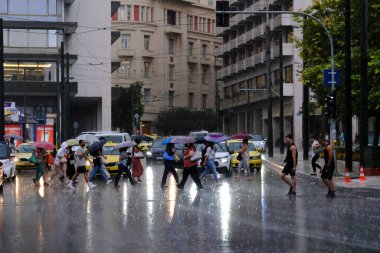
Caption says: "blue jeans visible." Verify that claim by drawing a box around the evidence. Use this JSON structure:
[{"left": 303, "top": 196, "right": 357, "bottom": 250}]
[
  {"left": 200, "top": 159, "right": 218, "bottom": 182},
  {"left": 89, "top": 165, "right": 107, "bottom": 183}
]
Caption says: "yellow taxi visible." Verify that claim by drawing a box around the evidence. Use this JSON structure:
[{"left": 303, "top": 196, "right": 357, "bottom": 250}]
[
  {"left": 84, "top": 142, "right": 121, "bottom": 175},
  {"left": 15, "top": 143, "right": 36, "bottom": 169},
  {"left": 226, "top": 140, "right": 262, "bottom": 171},
  {"left": 139, "top": 141, "right": 152, "bottom": 152}
]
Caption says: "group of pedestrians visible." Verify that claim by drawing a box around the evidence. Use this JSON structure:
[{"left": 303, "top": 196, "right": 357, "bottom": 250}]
[{"left": 280, "top": 134, "right": 336, "bottom": 198}]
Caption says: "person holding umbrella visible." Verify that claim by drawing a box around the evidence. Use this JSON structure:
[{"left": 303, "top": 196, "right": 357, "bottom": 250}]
[
  {"left": 199, "top": 141, "right": 220, "bottom": 185},
  {"left": 30, "top": 147, "right": 49, "bottom": 187},
  {"left": 88, "top": 141, "right": 112, "bottom": 187},
  {"left": 237, "top": 138, "right": 251, "bottom": 177},
  {"left": 48, "top": 142, "right": 69, "bottom": 184},
  {"left": 177, "top": 143, "right": 203, "bottom": 190},
  {"left": 8, "top": 137, "right": 16, "bottom": 155},
  {"left": 160, "top": 143, "right": 179, "bottom": 188},
  {"left": 114, "top": 147, "right": 137, "bottom": 188}
]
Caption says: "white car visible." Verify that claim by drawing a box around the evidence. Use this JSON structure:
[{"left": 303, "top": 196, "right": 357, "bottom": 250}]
[
  {"left": 0, "top": 143, "right": 16, "bottom": 181},
  {"left": 95, "top": 132, "right": 131, "bottom": 143},
  {"left": 196, "top": 142, "right": 233, "bottom": 177}
]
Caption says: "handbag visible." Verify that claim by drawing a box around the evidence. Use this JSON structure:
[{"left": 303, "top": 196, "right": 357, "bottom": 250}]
[
  {"left": 134, "top": 151, "right": 145, "bottom": 159},
  {"left": 190, "top": 151, "right": 202, "bottom": 162},
  {"left": 237, "top": 153, "right": 242, "bottom": 161}
]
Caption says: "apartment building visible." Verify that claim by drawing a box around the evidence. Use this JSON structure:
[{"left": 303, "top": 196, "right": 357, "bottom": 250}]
[
  {"left": 216, "top": 0, "right": 313, "bottom": 148},
  {"left": 2, "top": 0, "right": 112, "bottom": 141},
  {"left": 111, "top": 0, "right": 222, "bottom": 134}
]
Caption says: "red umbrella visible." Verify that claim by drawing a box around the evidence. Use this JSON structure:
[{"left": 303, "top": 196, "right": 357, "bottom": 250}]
[
  {"left": 31, "top": 142, "right": 55, "bottom": 150},
  {"left": 229, "top": 134, "right": 251, "bottom": 140}
]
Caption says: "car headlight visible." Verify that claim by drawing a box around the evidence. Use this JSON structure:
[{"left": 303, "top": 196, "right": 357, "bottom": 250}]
[
  {"left": 252, "top": 155, "right": 261, "bottom": 160},
  {"left": 146, "top": 151, "right": 152, "bottom": 156},
  {"left": 14, "top": 157, "right": 19, "bottom": 162},
  {"left": 220, "top": 157, "right": 228, "bottom": 163}
]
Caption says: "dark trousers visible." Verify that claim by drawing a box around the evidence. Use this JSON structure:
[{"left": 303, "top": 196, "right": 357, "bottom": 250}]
[
  {"left": 178, "top": 165, "right": 203, "bottom": 189},
  {"left": 312, "top": 154, "right": 321, "bottom": 173},
  {"left": 161, "top": 163, "right": 179, "bottom": 186},
  {"left": 114, "top": 163, "right": 134, "bottom": 186},
  {"left": 67, "top": 164, "right": 76, "bottom": 180}
]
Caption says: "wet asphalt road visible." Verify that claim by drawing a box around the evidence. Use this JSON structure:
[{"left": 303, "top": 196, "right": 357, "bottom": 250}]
[{"left": 1, "top": 160, "right": 380, "bottom": 253}]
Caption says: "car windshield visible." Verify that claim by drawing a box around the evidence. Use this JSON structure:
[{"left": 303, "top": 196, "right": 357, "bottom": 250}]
[
  {"left": 103, "top": 146, "right": 120, "bottom": 156},
  {"left": 151, "top": 139, "right": 163, "bottom": 148},
  {"left": 227, "top": 142, "right": 256, "bottom": 151},
  {"left": 96, "top": 135, "right": 123, "bottom": 143},
  {"left": 17, "top": 145, "right": 35, "bottom": 153},
  {"left": 0, "top": 145, "right": 9, "bottom": 159},
  {"left": 251, "top": 134, "right": 264, "bottom": 141}
]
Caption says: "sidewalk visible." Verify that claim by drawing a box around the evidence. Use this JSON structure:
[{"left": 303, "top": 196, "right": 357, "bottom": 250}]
[{"left": 262, "top": 148, "right": 380, "bottom": 194}]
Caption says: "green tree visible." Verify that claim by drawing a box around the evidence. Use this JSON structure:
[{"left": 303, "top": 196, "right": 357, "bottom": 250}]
[
  {"left": 112, "top": 82, "right": 144, "bottom": 133},
  {"left": 156, "top": 108, "right": 218, "bottom": 135},
  {"left": 297, "top": 0, "right": 380, "bottom": 144}
]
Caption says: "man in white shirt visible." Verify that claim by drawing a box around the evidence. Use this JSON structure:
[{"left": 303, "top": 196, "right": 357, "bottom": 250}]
[
  {"left": 67, "top": 140, "right": 93, "bottom": 188},
  {"left": 310, "top": 136, "right": 322, "bottom": 176}
]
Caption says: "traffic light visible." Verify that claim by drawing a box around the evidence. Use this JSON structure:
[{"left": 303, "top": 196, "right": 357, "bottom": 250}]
[
  {"left": 216, "top": 1, "right": 230, "bottom": 27},
  {"left": 324, "top": 93, "right": 336, "bottom": 118}
]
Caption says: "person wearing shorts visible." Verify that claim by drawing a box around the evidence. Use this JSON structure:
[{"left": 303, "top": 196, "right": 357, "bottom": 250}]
[
  {"left": 320, "top": 139, "right": 335, "bottom": 198},
  {"left": 67, "top": 140, "right": 92, "bottom": 189},
  {"left": 49, "top": 142, "right": 69, "bottom": 184},
  {"left": 281, "top": 134, "right": 298, "bottom": 195}
]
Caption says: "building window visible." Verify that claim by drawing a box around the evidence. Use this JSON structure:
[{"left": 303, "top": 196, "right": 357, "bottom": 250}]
[
  {"left": 144, "top": 35, "right": 150, "bottom": 50},
  {"left": 189, "top": 66, "right": 194, "bottom": 83},
  {"left": 202, "top": 68, "right": 208, "bottom": 84},
  {"left": 168, "top": 65, "right": 174, "bottom": 80},
  {"left": 285, "top": 29, "right": 294, "bottom": 43},
  {"left": 146, "top": 7, "right": 150, "bottom": 22},
  {"left": 188, "top": 42, "right": 194, "bottom": 56},
  {"left": 274, "top": 69, "right": 281, "bottom": 85},
  {"left": 169, "top": 91, "right": 174, "bottom": 107},
  {"left": 134, "top": 5, "right": 139, "bottom": 21},
  {"left": 141, "top": 6, "right": 145, "bottom": 21},
  {"left": 194, "top": 16, "right": 198, "bottom": 31},
  {"left": 144, "top": 88, "right": 151, "bottom": 104},
  {"left": 285, "top": 65, "right": 293, "bottom": 83},
  {"left": 4, "top": 61, "right": 57, "bottom": 82},
  {"left": 202, "top": 44, "right": 207, "bottom": 58},
  {"left": 188, "top": 16, "right": 194, "bottom": 30},
  {"left": 144, "top": 62, "right": 150, "bottom": 78},
  {"left": 119, "top": 5, "right": 125, "bottom": 20},
  {"left": 127, "top": 5, "right": 132, "bottom": 21},
  {"left": 121, "top": 61, "right": 131, "bottom": 78},
  {"left": 121, "top": 34, "right": 131, "bottom": 49},
  {"left": 188, "top": 93, "right": 194, "bottom": 108},
  {"left": 168, "top": 38, "right": 174, "bottom": 54},
  {"left": 208, "top": 0, "right": 213, "bottom": 6},
  {"left": 202, "top": 94, "right": 207, "bottom": 109},
  {"left": 256, "top": 74, "right": 266, "bottom": 89},
  {"left": 167, "top": 9, "right": 176, "bottom": 25}
]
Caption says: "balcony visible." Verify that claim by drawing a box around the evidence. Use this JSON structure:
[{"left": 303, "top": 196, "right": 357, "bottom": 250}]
[
  {"left": 237, "top": 33, "right": 247, "bottom": 48},
  {"left": 252, "top": 25, "right": 265, "bottom": 40},
  {"left": 117, "top": 49, "right": 135, "bottom": 57},
  {"left": 228, "top": 37, "right": 238, "bottom": 52},
  {"left": 283, "top": 83, "right": 294, "bottom": 96},
  {"left": 253, "top": 52, "right": 265, "bottom": 66},
  {"left": 187, "top": 56, "right": 198, "bottom": 64},
  {"left": 216, "top": 69, "right": 223, "bottom": 80},
  {"left": 270, "top": 14, "right": 296, "bottom": 30},
  {"left": 3, "top": 20, "right": 77, "bottom": 35},
  {"left": 164, "top": 25, "right": 183, "bottom": 35},
  {"left": 5, "top": 81, "right": 78, "bottom": 97},
  {"left": 245, "top": 55, "right": 253, "bottom": 69},
  {"left": 272, "top": 43, "right": 294, "bottom": 58},
  {"left": 200, "top": 57, "right": 212, "bottom": 66},
  {"left": 215, "top": 46, "right": 223, "bottom": 57},
  {"left": 229, "top": 63, "right": 238, "bottom": 76},
  {"left": 238, "top": 59, "right": 246, "bottom": 72},
  {"left": 215, "top": 58, "right": 223, "bottom": 68}
]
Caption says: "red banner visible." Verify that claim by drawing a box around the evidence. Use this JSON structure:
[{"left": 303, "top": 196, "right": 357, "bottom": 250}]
[{"left": 36, "top": 125, "right": 54, "bottom": 144}]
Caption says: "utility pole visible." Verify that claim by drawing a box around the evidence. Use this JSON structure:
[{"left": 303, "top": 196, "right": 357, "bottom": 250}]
[
  {"left": 265, "top": 23, "right": 273, "bottom": 158},
  {"left": 0, "top": 19, "right": 4, "bottom": 141},
  {"left": 60, "top": 41, "right": 65, "bottom": 142},
  {"left": 279, "top": 30, "right": 285, "bottom": 155},
  {"left": 359, "top": 0, "right": 368, "bottom": 166},
  {"left": 65, "top": 53, "right": 70, "bottom": 138},
  {"left": 344, "top": 0, "right": 353, "bottom": 171}
]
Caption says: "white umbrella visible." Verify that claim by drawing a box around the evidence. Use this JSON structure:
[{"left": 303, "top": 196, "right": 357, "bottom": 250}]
[
  {"left": 113, "top": 141, "right": 137, "bottom": 150},
  {"left": 76, "top": 134, "right": 99, "bottom": 144}
]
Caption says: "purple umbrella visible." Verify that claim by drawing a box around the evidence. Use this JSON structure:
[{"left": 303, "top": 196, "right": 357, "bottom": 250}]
[
  {"left": 204, "top": 133, "right": 228, "bottom": 143},
  {"left": 230, "top": 133, "right": 252, "bottom": 140},
  {"left": 170, "top": 136, "right": 197, "bottom": 144},
  {"left": 113, "top": 141, "right": 137, "bottom": 150}
]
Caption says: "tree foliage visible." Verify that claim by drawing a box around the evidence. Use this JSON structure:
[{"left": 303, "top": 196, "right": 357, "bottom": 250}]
[
  {"left": 112, "top": 82, "right": 144, "bottom": 133},
  {"left": 297, "top": 0, "right": 380, "bottom": 119},
  {"left": 155, "top": 108, "right": 218, "bottom": 135}
]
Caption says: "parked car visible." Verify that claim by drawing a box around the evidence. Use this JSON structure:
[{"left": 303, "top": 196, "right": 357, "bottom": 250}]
[
  {"left": 146, "top": 138, "right": 184, "bottom": 167},
  {"left": 226, "top": 140, "right": 262, "bottom": 171},
  {"left": 15, "top": 143, "right": 36, "bottom": 169},
  {"left": 196, "top": 141, "right": 233, "bottom": 177},
  {"left": 95, "top": 132, "right": 131, "bottom": 143},
  {"left": 249, "top": 134, "right": 267, "bottom": 152},
  {"left": 0, "top": 142, "right": 16, "bottom": 181}
]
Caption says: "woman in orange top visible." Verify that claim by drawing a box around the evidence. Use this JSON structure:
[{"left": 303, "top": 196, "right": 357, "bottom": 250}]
[{"left": 177, "top": 143, "right": 203, "bottom": 190}]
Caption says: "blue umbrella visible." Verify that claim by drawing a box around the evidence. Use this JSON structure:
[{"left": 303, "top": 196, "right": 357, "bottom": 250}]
[
  {"left": 204, "top": 133, "right": 229, "bottom": 143},
  {"left": 162, "top": 137, "right": 173, "bottom": 145}
]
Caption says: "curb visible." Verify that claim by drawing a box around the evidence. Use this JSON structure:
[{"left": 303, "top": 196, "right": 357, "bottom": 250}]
[{"left": 263, "top": 158, "right": 380, "bottom": 196}]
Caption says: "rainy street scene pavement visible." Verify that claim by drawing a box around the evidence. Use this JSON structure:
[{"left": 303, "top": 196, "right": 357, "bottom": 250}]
[{"left": 1, "top": 160, "right": 380, "bottom": 253}]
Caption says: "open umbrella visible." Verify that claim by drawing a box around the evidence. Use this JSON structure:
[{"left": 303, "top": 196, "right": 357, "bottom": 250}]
[
  {"left": 64, "top": 139, "right": 79, "bottom": 147},
  {"left": 204, "top": 133, "right": 229, "bottom": 143},
  {"left": 162, "top": 137, "right": 174, "bottom": 145},
  {"left": 230, "top": 134, "right": 252, "bottom": 140},
  {"left": 32, "top": 142, "right": 55, "bottom": 150},
  {"left": 88, "top": 141, "right": 105, "bottom": 153},
  {"left": 113, "top": 141, "right": 137, "bottom": 150},
  {"left": 4, "top": 134, "right": 23, "bottom": 140},
  {"left": 133, "top": 135, "right": 154, "bottom": 142},
  {"left": 170, "top": 136, "right": 197, "bottom": 144},
  {"left": 76, "top": 134, "right": 99, "bottom": 144}
]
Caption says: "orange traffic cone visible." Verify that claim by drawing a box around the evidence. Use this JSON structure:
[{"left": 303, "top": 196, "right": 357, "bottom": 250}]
[
  {"left": 359, "top": 166, "right": 367, "bottom": 181},
  {"left": 344, "top": 168, "right": 352, "bottom": 183}
]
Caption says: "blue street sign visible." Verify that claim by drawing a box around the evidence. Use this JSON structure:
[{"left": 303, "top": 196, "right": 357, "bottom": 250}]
[{"left": 323, "top": 69, "right": 341, "bottom": 87}]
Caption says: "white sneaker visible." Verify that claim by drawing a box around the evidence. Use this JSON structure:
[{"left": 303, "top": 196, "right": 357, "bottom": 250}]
[
  {"left": 106, "top": 179, "right": 113, "bottom": 184},
  {"left": 67, "top": 181, "right": 75, "bottom": 189},
  {"left": 88, "top": 182, "right": 96, "bottom": 188}
]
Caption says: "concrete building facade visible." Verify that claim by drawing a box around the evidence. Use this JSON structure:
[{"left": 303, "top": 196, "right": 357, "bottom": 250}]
[
  {"left": 216, "top": 0, "right": 314, "bottom": 148},
  {"left": 111, "top": 0, "right": 222, "bottom": 134},
  {"left": 2, "top": 0, "right": 112, "bottom": 141}
]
